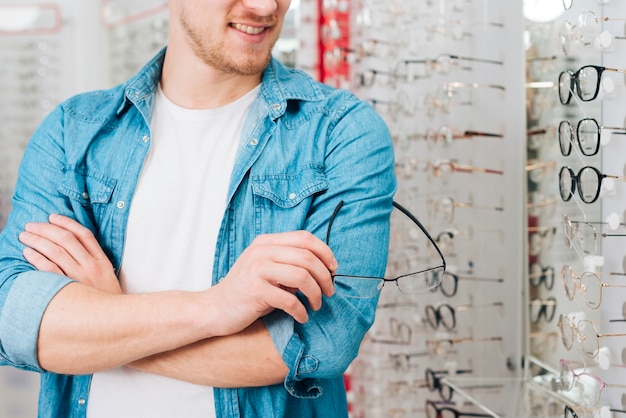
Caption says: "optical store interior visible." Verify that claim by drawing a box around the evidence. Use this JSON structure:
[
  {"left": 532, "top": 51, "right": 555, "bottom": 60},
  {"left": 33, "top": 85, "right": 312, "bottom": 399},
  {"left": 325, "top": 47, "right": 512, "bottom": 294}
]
[{"left": 3, "top": 0, "right": 626, "bottom": 417}]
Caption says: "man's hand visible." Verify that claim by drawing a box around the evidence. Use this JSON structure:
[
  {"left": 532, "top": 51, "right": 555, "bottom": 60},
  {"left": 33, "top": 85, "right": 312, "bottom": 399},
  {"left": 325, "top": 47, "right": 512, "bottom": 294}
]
[
  {"left": 19, "top": 214, "right": 122, "bottom": 294},
  {"left": 205, "top": 231, "right": 337, "bottom": 336}
]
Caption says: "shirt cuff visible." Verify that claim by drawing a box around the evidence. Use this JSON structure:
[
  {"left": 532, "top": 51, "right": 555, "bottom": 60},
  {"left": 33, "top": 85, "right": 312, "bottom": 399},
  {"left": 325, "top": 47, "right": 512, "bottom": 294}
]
[
  {"left": 0, "top": 271, "right": 73, "bottom": 370},
  {"left": 262, "top": 311, "right": 322, "bottom": 399}
]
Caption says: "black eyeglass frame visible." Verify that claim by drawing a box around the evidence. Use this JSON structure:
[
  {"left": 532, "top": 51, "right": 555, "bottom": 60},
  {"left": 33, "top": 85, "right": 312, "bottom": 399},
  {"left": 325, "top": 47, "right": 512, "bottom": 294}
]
[
  {"left": 558, "top": 118, "right": 626, "bottom": 157},
  {"left": 326, "top": 200, "right": 447, "bottom": 295},
  {"left": 558, "top": 65, "right": 626, "bottom": 105},
  {"left": 559, "top": 165, "right": 626, "bottom": 204}
]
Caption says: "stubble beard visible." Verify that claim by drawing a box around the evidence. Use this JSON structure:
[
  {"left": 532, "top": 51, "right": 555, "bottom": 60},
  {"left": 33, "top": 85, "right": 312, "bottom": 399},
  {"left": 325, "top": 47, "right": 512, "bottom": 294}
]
[{"left": 182, "top": 15, "right": 279, "bottom": 76}]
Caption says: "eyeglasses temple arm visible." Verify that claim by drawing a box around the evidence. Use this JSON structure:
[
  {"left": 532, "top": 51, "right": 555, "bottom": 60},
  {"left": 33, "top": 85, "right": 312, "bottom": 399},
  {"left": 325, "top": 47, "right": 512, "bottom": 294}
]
[
  {"left": 392, "top": 200, "right": 446, "bottom": 272},
  {"left": 326, "top": 200, "right": 344, "bottom": 245}
]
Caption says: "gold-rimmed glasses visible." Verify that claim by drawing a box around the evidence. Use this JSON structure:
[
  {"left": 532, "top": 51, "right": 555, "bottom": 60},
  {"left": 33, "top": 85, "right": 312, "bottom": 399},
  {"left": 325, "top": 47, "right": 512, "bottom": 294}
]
[
  {"left": 562, "top": 214, "right": 626, "bottom": 256},
  {"left": 427, "top": 196, "right": 504, "bottom": 224},
  {"left": 557, "top": 314, "right": 626, "bottom": 359},
  {"left": 561, "top": 264, "right": 626, "bottom": 309},
  {"left": 326, "top": 200, "right": 446, "bottom": 299}
]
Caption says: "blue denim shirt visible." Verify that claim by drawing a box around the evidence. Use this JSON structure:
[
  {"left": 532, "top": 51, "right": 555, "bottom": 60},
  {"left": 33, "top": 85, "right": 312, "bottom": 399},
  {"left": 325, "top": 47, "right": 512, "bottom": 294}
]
[{"left": 0, "top": 49, "right": 396, "bottom": 418}]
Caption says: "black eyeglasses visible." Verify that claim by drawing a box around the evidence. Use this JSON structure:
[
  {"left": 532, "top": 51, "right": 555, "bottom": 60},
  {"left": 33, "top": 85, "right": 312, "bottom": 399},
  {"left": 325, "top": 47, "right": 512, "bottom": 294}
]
[
  {"left": 326, "top": 200, "right": 446, "bottom": 299},
  {"left": 425, "top": 400, "right": 493, "bottom": 418},
  {"left": 559, "top": 165, "right": 626, "bottom": 204},
  {"left": 558, "top": 118, "right": 626, "bottom": 157},
  {"left": 558, "top": 65, "right": 626, "bottom": 105},
  {"left": 529, "top": 263, "right": 555, "bottom": 291},
  {"left": 529, "top": 297, "right": 557, "bottom": 324},
  {"left": 425, "top": 368, "right": 473, "bottom": 402},
  {"left": 430, "top": 270, "right": 504, "bottom": 298}
]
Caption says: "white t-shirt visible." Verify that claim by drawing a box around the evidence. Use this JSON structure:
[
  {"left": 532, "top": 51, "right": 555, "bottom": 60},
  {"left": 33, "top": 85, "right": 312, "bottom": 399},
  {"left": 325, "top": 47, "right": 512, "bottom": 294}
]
[{"left": 86, "top": 84, "right": 260, "bottom": 418}]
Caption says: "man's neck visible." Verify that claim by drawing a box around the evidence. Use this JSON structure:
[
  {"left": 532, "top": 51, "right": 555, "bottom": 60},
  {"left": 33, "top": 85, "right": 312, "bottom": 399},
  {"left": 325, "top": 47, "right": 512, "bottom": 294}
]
[{"left": 159, "top": 47, "right": 263, "bottom": 110}]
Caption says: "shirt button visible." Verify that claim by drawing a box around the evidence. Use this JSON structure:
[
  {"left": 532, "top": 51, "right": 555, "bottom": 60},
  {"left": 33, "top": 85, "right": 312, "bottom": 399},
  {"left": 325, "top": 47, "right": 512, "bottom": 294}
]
[
  {"left": 249, "top": 138, "right": 258, "bottom": 146},
  {"left": 289, "top": 387, "right": 295, "bottom": 394},
  {"left": 288, "top": 193, "right": 297, "bottom": 200},
  {"left": 82, "top": 192, "right": 89, "bottom": 200},
  {"left": 116, "top": 201, "right": 125, "bottom": 209},
  {"left": 142, "top": 135, "right": 150, "bottom": 143},
  {"left": 273, "top": 103, "right": 281, "bottom": 110},
  {"left": 78, "top": 398, "right": 86, "bottom": 405}
]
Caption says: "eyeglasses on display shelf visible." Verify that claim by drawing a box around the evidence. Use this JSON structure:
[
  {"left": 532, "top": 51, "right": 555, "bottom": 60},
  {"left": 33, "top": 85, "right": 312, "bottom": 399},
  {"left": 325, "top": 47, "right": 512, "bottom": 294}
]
[
  {"left": 528, "top": 226, "right": 557, "bottom": 256},
  {"left": 529, "top": 263, "right": 555, "bottom": 291},
  {"left": 428, "top": 159, "right": 505, "bottom": 179},
  {"left": 526, "top": 159, "right": 557, "bottom": 184},
  {"left": 529, "top": 330, "right": 559, "bottom": 354},
  {"left": 428, "top": 196, "right": 504, "bottom": 224},
  {"left": 557, "top": 314, "right": 626, "bottom": 359},
  {"left": 423, "top": 126, "right": 504, "bottom": 146},
  {"left": 528, "top": 193, "right": 558, "bottom": 219},
  {"left": 424, "top": 18, "right": 504, "bottom": 42},
  {"left": 527, "top": 125, "right": 557, "bottom": 150},
  {"left": 367, "top": 316, "right": 413, "bottom": 346},
  {"left": 558, "top": 359, "right": 626, "bottom": 407},
  {"left": 426, "top": 336, "right": 503, "bottom": 357},
  {"left": 326, "top": 200, "right": 446, "bottom": 299},
  {"left": 558, "top": 118, "right": 626, "bottom": 157},
  {"left": 559, "top": 165, "right": 626, "bottom": 204},
  {"left": 564, "top": 405, "right": 626, "bottom": 418},
  {"left": 558, "top": 65, "right": 626, "bottom": 105},
  {"left": 388, "top": 351, "right": 430, "bottom": 373},
  {"left": 529, "top": 297, "right": 557, "bottom": 324},
  {"left": 394, "top": 54, "right": 504, "bottom": 82},
  {"left": 562, "top": 214, "right": 626, "bottom": 256},
  {"left": 425, "top": 302, "right": 504, "bottom": 331},
  {"left": 425, "top": 367, "right": 474, "bottom": 402},
  {"left": 561, "top": 264, "right": 626, "bottom": 309},
  {"left": 357, "top": 67, "right": 399, "bottom": 88},
  {"left": 430, "top": 271, "right": 504, "bottom": 298},
  {"left": 425, "top": 399, "right": 494, "bottom": 418}
]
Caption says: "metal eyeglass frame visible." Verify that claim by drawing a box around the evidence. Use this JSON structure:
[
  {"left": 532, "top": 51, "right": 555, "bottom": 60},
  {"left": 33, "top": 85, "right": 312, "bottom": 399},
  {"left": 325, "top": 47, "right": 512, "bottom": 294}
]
[{"left": 326, "top": 200, "right": 447, "bottom": 295}]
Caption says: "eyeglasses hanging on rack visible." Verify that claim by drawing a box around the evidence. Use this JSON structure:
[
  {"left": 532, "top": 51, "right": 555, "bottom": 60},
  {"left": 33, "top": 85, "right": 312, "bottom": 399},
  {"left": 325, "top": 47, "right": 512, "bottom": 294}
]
[
  {"left": 559, "top": 166, "right": 626, "bottom": 204},
  {"left": 559, "top": 118, "right": 626, "bottom": 157},
  {"left": 561, "top": 264, "right": 626, "bottom": 309},
  {"left": 558, "top": 65, "right": 626, "bottom": 105},
  {"left": 557, "top": 314, "right": 626, "bottom": 359}
]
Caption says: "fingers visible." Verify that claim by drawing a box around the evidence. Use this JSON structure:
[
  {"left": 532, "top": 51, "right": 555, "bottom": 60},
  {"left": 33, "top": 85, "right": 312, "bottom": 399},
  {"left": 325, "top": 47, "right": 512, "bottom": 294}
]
[
  {"left": 252, "top": 231, "right": 337, "bottom": 297},
  {"left": 48, "top": 214, "right": 108, "bottom": 262},
  {"left": 22, "top": 246, "right": 64, "bottom": 275}
]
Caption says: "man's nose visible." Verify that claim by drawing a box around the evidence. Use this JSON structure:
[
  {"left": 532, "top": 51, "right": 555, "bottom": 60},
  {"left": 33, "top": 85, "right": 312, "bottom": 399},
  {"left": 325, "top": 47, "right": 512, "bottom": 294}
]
[{"left": 241, "top": 0, "right": 278, "bottom": 15}]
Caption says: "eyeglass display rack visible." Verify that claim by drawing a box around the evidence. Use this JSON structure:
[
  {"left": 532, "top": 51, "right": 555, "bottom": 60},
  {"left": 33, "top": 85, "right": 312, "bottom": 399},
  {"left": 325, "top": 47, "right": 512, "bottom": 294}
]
[
  {"left": 524, "top": 0, "right": 626, "bottom": 417},
  {"left": 323, "top": 0, "right": 626, "bottom": 417},
  {"left": 338, "top": 0, "right": 528, "bottom": 417}
]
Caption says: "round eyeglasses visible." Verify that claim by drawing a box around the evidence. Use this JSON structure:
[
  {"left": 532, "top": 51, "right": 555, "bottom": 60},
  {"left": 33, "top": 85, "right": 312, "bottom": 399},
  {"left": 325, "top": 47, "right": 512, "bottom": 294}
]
[{"left": 559, "top": 165, "right": 626, "bottom": 204}]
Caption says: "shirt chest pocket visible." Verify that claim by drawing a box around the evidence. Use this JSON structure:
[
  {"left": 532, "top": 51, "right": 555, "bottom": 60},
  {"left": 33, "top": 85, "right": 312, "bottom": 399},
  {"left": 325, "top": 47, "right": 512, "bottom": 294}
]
[
  {"left": 58, "top": 170, "right": 117, "bottom": 220},
  {"left": 251, "top": 166, "right": 328, "bottom": 233}
]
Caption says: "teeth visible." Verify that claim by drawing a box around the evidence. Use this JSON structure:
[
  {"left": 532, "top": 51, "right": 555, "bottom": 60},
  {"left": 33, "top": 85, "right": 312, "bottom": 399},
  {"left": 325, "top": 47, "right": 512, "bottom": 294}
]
[{"left": 233, "top": 23, "right": 265, "bottom": 35}]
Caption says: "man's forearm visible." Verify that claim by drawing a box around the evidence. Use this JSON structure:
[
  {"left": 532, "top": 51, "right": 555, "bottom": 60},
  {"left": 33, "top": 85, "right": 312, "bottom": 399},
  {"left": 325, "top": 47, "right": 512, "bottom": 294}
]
[
  {"left": 37, "top": 282, "right": 221, "bottom": 374},
  {"left": 128, "top": 319, "right": 288, "bottom": 387}
]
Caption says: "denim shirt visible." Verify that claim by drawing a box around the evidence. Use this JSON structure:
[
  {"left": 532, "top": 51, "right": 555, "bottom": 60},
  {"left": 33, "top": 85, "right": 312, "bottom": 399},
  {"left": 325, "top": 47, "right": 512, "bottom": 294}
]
[{"left": 0, "top": 49, "right": 396, "bottom": 418}]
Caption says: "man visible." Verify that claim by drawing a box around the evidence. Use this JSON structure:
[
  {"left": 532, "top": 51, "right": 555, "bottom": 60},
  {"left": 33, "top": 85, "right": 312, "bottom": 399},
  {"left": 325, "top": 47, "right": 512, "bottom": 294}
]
[{"left": 0, "top": 0, "right": 395, "bottom": 416}]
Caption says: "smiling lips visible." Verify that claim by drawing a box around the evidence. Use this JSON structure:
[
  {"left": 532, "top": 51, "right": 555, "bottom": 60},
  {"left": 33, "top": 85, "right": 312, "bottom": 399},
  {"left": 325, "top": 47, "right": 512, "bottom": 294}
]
[{"left": 232, "top": 23, "right": 266, "bottom": 35}]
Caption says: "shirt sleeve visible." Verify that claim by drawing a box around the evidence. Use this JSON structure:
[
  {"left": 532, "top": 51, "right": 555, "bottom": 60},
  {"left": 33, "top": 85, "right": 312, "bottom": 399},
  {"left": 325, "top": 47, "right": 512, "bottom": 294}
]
[
  {"left": 0, "top": 105, "right": 76, "bottom": 371},
  {"left": 263, "top": 93, "right": 396, "bottom": 398}
]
